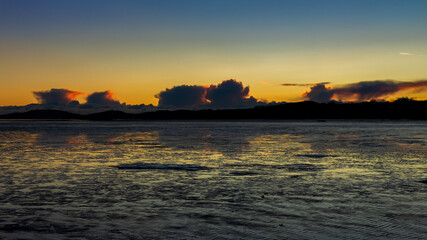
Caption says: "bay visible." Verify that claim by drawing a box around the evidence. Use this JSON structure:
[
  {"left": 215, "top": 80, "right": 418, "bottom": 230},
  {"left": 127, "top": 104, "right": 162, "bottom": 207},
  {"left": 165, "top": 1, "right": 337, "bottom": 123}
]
[{"left": 0, "top": 120, "right": 426, "bottom": 239}]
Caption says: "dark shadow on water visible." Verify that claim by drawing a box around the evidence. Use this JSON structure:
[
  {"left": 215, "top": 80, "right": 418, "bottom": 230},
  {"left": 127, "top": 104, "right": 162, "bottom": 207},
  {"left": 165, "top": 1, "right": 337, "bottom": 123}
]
[
  {"left": 116, "top": 163, "right": 210, "bottom": 171},
  {"left": 224, "top": 163, "right": 324, "bottom": 172},
  {"left": 229, "top": 171, "right": 259, "bottom": 176},
  {"left": 296, "top": 154, "right": 334, "bottom": 158}
]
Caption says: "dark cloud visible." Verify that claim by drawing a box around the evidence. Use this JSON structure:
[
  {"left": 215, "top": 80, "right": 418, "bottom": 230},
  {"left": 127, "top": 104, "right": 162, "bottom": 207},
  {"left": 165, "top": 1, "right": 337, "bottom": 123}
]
[
  {"left": 281, "top": 82, "right": 331, "bottom": 87},
  {"left": 332, "top": 80, "right": 400, "bottom": 101},
  {"left": 156, "top": 79, "right": 265, "bottom": 109},
  {"left": 259, "top": 81, "right": 331, "bottom": 87},
  {"left": 86, "top": 90, "right": 121, "bottom": 106},
  {"left": 398, "top": 80, "right": 427, "bottom": 92},
  {"left": 302, "top": 80, "right": 427, "bottom": 102},
  {"left": 0, "top": 89, "right": 156, "bottom": 115},
  {"left": 156, "top": 85, "right": 208, "bottom": 108},
  {"left": 33, "top": 88, "right": 83, "bottom": 105},
  {"left": 302, "top": 84, "right": 334, "bottom": 103},
  {"left": 333, "top": 80, "right": 427, "bottom": 101},
  {"left": 206, "top": 79, "right": 259, "bottom": 108}
]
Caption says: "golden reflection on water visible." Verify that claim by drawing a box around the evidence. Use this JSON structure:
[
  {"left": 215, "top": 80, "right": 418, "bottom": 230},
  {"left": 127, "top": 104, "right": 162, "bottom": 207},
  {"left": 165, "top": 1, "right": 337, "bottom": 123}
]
[{"left": 0, "top": 130, "right": 38, "bottom": 145}]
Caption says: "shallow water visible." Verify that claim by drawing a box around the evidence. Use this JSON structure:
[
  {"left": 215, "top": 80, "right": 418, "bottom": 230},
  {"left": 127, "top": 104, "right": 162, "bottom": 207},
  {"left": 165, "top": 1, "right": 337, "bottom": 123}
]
[{"left": 0, "top": 120, "right": 426, "bottom": 239}]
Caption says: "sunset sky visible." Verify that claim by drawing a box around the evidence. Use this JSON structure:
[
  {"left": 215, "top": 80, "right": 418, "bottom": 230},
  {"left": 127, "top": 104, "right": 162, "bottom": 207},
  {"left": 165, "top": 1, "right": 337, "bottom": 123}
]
[{"left": 1, "top": 0, "right": 427, "bottom": 106}]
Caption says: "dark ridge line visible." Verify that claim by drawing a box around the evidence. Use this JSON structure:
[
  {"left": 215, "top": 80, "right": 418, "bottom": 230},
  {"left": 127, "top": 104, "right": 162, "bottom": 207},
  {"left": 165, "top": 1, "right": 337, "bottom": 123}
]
[{"left": 0, "top": 101, "right": 426, "bottom": 120}]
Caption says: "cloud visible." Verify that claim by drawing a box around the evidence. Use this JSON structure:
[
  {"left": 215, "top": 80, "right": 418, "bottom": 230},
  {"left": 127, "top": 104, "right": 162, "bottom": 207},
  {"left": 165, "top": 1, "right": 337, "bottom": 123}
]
[
  {"left": 33, "top": 88, "right": 83, "bottom": 105},
  {"left": 0, "top": 88, "right": 156, "bottom": 115},
  {"left": 333, "top": 80, "right": 427, "bottom": 101},
  {"left": 302, "top": 83, "right": 334, "bottom": 103},
  {"left": 399, "top": 52, "right": 425, "bottom": 56},
  {"left": 281, "top": 83, "right": 314, "bottom": 87},
  {"left": 156, "top": 85, "right": 208, "bottom": 108},
  {"left": 302, "top": 80, "right": 427, "bottom": 102},
  {"left": 206, "top": 79, "right": 259, "bottom": 108},
  {"left": 259, "top": 81, "right": 311, "bottom": 87},
  {"left": 259, "top": 81, "right": 279, "bottom": 86},
  {"left": 156, "top": 79, "right": 265, "bottom": 109},
  {"left": 282, "top": 81, "right": 331, "bottom": 87},
  {"left": 86, "top": 90, "right": 121, "bottom": 106},
  {"left": 259, "top": 81, "right": 331, "bottom": 87}
]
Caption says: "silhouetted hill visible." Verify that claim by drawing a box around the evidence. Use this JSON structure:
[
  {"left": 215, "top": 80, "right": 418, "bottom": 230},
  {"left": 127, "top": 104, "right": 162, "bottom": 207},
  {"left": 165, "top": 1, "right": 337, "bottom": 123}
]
[
  {"left": 0, "top": 101, "right": 426, "bottom": 120},
  {"left": 0, "top": 109, "right": 82, "bottom": 119}
]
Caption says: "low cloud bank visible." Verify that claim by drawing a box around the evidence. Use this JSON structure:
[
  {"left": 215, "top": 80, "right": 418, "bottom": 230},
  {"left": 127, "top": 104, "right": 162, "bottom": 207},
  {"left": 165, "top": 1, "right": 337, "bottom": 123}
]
[
  {"left": 1, "top": 88, "right": 155, "bottom": 115},
  {"left": 3, "top": 79, "right": 425, "bottom": 114},
  {"left": 157, "top": 79, "right": 266, "bottom": 109},
  {"left": 2, "top": 80, "right": 270, "bottom": 114},
  {"left": 302, "top": 80, "right": 427, "bottom": 103}
]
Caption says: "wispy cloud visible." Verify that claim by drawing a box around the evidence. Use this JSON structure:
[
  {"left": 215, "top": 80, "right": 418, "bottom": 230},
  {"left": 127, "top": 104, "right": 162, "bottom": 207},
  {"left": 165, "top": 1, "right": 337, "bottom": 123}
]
[
  {"left": 399, "top": 52, "right": 424, "bottom": 56},
  {"left": 399, "top": 52, "right": 414, "bottom": 56},
  {"left": 259, "top": 81, "right": 282, "bottom": 86},
  {"left": 259, "top": 81, "right": 331, "bottom": 87},
  {"left": 280, "top": 83, "right": 313, "bottom": 87}
]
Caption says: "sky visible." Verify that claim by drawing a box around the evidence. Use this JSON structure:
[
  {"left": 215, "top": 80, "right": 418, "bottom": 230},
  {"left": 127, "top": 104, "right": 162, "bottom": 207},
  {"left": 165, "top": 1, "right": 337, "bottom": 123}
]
[{"left": 1, "top": 0, "right": 427, "bottom": 106}]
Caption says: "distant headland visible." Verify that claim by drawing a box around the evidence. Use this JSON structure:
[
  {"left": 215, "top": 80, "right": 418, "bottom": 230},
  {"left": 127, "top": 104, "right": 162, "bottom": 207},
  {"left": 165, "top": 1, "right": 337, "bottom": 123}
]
[{"left": 1, "top": 100, "right": 426, "bottom": 120}]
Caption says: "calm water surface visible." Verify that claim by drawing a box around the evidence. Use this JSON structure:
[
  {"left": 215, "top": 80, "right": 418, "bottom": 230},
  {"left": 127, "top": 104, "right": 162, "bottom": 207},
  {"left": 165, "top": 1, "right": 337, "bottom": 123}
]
[{"left": 0, "top": 120, "right": 426, "bottom": 239}]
